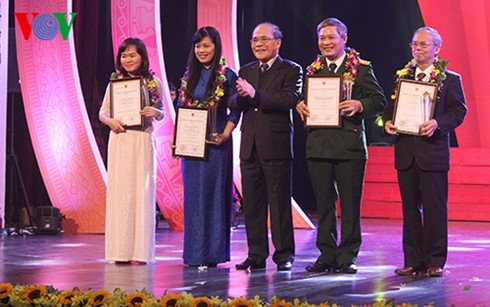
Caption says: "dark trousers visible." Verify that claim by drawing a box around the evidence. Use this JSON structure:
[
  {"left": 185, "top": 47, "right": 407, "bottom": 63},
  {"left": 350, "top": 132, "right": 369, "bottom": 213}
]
[
  {"left": 240, "top": 149, "right": 295, "bottom": 264},
  {"left": 398, "top": 161, "right": 448, "bottom": 269},
  {"left": 308, "top": 158, "right": 366, "bottom": 267}
]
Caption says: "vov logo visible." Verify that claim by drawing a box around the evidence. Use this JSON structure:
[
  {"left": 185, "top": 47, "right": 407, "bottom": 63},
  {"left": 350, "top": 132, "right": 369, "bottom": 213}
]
[{"left": 15, "top": 12, "right": 78, "bottom": 40}]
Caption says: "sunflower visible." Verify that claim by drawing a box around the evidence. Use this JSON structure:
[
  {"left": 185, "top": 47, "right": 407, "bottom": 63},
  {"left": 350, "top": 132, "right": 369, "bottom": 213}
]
[
  {"left": 21, "top": 284, "right": 47, "bottom": 303},
  {"left": 270, "top": 298, "right": 292, "bottom": 307},
  {"left": 0, "top": 283, "right": 14, "bottom": 299},
  {"left": 88, "top": 289, "right": 110, "bottom": 306},
  {"left": 230, "top": 297, "right": 253, "bottom": 307},
  {"left": 192, "top": 296, "right": 212, "bottom": 307},
  {"left": 160, "top": 292, "right": 183, "bottom": 307},
  {"left": 125, "top": 291, "right": 148, "bottom": 306},
  {"left": 58, "top": 289, "right": 81, "bottom": 305}
]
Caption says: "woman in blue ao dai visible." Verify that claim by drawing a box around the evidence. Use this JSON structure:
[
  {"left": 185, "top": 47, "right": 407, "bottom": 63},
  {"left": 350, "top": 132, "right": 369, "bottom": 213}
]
[{"left": 178, "top": 26, "right": 240, "bottom": 267}]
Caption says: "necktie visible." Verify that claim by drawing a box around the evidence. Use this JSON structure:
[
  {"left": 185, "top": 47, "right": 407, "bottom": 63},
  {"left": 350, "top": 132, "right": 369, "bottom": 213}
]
[
  {"left": 260, "top": 63, "right": 269, "bottom": 73},
  {"left": 329, "top": 63, "right": 337, "bottom": 74},
  {"left": 259, "top": 63, "right": 268, "bottom": 88},
  {"left": 417, "top": 72, "right": 426, "bottom": 81}
]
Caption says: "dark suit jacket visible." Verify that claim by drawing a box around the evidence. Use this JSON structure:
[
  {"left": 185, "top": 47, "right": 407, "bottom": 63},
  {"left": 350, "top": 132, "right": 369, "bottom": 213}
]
[
  {"left": 229, "top": 56, "right": 303, "bottom": 160},
  {"left": 383, "top": 71, "right": 467, "bottom": 171},
  {"left": 306, "top": 57, "right": 387, "bottom": 160}
]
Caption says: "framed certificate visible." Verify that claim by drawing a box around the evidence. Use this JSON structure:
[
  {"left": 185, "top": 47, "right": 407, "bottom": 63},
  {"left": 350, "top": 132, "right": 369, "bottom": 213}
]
[
  {"left": 110, "top": 77, "right": 144, "bottom": 128},
  {"left": 173, "top": 106, "right": 209, "bottom": 159},
  {"left": 304, "top": 75, "right": 342, "bottom": 128},
  {"left": 393, "top": 79, "right": 438, "bottom": 135}
]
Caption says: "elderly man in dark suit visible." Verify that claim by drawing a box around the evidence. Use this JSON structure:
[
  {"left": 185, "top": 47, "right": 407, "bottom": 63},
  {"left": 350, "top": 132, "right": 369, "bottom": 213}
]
[
  {"left": 384, "top": 27, "right": 467, "bottom": 277},
  {"left": 296, "top": 17, "right": 386, "bottom": 274},
  {"left": 229, "top": 22, "right": 302, "bottom": 271}
]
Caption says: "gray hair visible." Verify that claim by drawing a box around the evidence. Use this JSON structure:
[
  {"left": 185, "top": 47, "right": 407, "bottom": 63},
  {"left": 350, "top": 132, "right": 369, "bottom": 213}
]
[
  {"left": 317, "top": 17, "right": 348, "bottom": 38},
  {"left": 256, "top": 22, "right": 283, "bottom": 40},
  {"left": 414, "top": 27, "right": 443, "bottom": 47}
]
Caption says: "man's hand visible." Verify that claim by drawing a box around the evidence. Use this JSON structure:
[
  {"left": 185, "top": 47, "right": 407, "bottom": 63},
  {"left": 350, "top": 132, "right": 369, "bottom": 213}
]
[
  {"left": 384, "top": 120, "right": 397, "bottom": 135},
  {"left": 296, "top": 100, "right": 310, "bottom": 122},
  {"left": 339, "top": 100, "right": 363, "bottom": 117},
  {"left": 419, "top": 119, "right": 438, "bottom": 137},
  {"left": 236, "top": 77, "right": 256, "bottom": 98}
]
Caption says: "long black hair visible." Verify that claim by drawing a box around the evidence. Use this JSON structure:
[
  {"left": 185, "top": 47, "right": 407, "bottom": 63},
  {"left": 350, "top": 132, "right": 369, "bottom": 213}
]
[
  {"left": 184, "top": 26, "right": 223, "bottom": 99},
  {"left": 115, "top": 37, "right": 150, "bottom": 77}
]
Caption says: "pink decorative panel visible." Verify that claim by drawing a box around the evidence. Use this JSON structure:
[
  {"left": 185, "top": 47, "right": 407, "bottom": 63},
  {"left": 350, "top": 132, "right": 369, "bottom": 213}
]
[
  {"left": 197, "top": 0, "right": 240, "bottom": 70},
  {"left": 15, "top": 0, "right": 107, "bottom": 233},
  {"left": 418, "top": 0, "right": 490, "bottom": 148},
  {"left": 111, "top": 0, "right": 184, "bottom": 230},
  {"left": 197, "top": 0, "right": 314, "bottom": 228}
]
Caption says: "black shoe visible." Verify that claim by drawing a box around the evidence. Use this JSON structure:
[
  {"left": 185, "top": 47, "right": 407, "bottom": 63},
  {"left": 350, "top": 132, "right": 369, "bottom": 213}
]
[
  {"left": 305, "top": 260, "right": 334, "bottom": 273},
  {"left": 115, "top": 261, "right": 130, "bottom": 265},
  {"left": 236, "top": 258, "right": 265, "bottom": 270},
  {"left": 206, "top": 263, "right": 217, "bottom": 268},
  {"left": 339, "top": 263, "right": 358, "bottom": 274},
  {"left": 277, "top": 261, "right": 292, "bottom": 271}
]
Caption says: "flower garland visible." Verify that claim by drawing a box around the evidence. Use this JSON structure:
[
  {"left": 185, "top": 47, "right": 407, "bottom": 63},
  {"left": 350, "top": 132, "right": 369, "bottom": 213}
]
[
  {"left": 179, "top": 57, "right": 227, "bottom": 109},
  {"left": 391, "top": 56, "right": 448, "bottom": 100},
  {"left": 0, "top": 283, "right": 423, "bottom": 307},
  {"left": 110, "top": 69, "right": 161, "bottom": 106},
  {"left": 306, "top": 48, "right": 361, "bottom": 83}
]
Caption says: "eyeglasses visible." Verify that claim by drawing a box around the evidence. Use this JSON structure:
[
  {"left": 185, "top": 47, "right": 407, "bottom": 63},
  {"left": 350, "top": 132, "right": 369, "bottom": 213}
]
[
  {"left": 410, "top": 41, "right": 435, "bottom": 49},
  {"left": 250, "top": 36, "right": 276, "bottom": 44}
]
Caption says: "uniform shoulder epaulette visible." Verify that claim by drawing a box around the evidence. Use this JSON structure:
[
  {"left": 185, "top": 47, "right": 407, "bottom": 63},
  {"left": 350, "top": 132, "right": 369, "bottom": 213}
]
[{"left": 359, "top": 59, "right": 371, "bottom": 66}]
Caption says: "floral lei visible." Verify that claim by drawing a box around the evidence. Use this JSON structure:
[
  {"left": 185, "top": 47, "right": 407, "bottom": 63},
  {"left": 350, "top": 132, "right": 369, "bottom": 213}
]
[
  {"left": 179, "top": 57, "right": 227, "bottom": 108},
  {"left": 391, "top": 56, "right": 448, "bottom": 100},
  {"left": 110, "top": 69, "right": 160, "bottom": 106},
  {"left": 306, "top": 47, "right": 360, "bottom": 83}
]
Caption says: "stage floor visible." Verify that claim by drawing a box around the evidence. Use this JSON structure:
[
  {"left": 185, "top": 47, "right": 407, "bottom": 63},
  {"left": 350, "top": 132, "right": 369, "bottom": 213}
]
[{"left": 1, "top": 218, "right": 489, "bottom": 306}]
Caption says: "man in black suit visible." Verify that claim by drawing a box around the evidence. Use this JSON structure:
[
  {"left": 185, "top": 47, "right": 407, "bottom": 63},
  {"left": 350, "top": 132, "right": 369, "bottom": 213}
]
[
  {"left": 296, "top": 18, "right": 386, "bottom": 274},
  {"left": 229, "top": 22, "right": 302, "bottom": 271},
  {"left": 384, "top": 27, "right": 467, "bottom": 277}
]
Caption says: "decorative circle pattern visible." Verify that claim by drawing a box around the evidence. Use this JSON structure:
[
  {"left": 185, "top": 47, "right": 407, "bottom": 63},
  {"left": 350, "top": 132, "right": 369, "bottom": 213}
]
[{"left": 32, "top": 14, "right": 59, "bottom": 40}]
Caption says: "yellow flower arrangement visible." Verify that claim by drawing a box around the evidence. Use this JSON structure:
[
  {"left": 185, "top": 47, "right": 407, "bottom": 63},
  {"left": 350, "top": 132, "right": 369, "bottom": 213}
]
[
  {"left": 110, "top": 69, "right": 161, "bottom": 108},
  {"left": 58, "top": 289, "right": 82, "bottom": 305},
  {"left": 270, "top": 297, "right": 292, "bottom": 307},
  {"left": 125, "top": 291, "right": 149, "bottom": 306},
  {"left": 0, "top": 283, "right": 14, "bottom": 301},
  {"left": 391, "top": 56, "right": 448, "bottom": 100},
  {"left": 0, "top": 283, "right": 439, "bottom": 307},
  {"left": 306, "top": 48, "right": 361, "bottom": 83},
  {"left": 88, "top": 289, "right": 110, "bottom": 306},
  {"left": 22, "top": 284, "right": 48, "bottom": 303},
  {"left": 193, "top": 296, "right": 213, "bottom": 307},
  {"left": 230, "top": 297, "right": 253, "bottom": 307},
  {"left": 160, "top": 292, "right": 183, "bottom": 307},
  {"left": 179, "top": 58, "right": 228, "bottom": 109}
]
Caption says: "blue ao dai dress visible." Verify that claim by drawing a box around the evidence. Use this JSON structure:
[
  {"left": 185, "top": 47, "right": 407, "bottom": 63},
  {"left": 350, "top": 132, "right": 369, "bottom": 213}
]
[{"left": 180, "top": 67, "right": 239, "bottom": 265}]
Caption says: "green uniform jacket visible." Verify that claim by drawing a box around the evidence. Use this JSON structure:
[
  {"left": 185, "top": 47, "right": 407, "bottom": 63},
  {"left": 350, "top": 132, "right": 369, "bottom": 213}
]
[{"left": 306, "top": 56, "right": 386, "bottom": 160}]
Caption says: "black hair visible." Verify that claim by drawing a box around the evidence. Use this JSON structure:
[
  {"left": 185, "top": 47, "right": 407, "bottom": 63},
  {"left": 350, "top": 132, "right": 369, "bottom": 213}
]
[
  {"left": 184, "top": 26, "right": 223, "bottom": 100},
  {"left": 115, "top": 37, "right": 150, "bottom": 77}
]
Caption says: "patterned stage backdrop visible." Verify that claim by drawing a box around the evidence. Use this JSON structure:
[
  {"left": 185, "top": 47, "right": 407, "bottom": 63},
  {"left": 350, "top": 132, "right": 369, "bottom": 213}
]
[
  {"left": 197, "top": 0, "right": 314, "bottom": 228},
  {"left": 15, "top": 0, "right": 107, "bottom": 233},
  {"left": 111, "top": 0, "right": 185, "bottom": 230},
  {"left": 0, "top": 0, "right": 8, "bottom": 227}
]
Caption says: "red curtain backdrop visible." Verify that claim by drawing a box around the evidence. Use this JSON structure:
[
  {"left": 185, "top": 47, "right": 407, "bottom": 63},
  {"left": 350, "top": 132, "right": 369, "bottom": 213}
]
[{"left": 418, "top": 0, "right": 490, "bottom": 148}]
